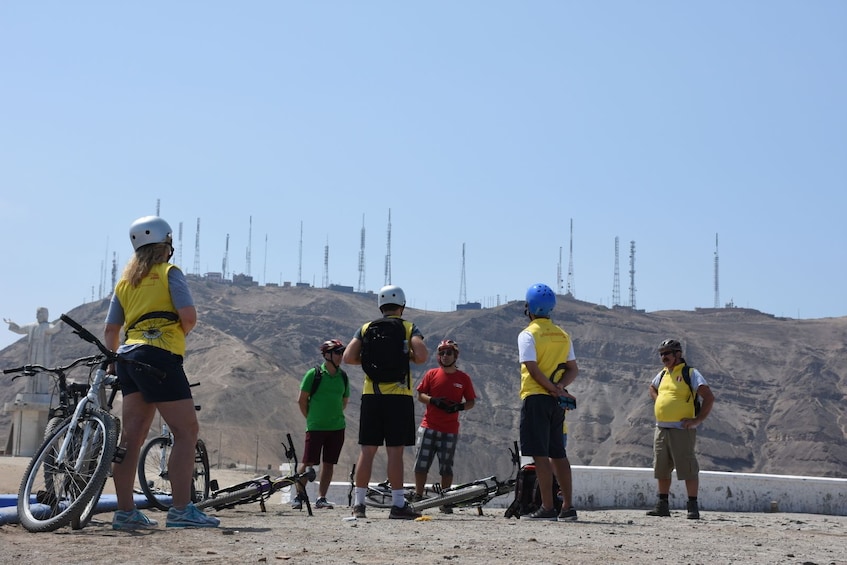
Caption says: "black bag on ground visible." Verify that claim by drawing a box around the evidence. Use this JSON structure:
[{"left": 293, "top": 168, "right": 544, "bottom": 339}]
[
  {"left": 360, "top": 317, "right": 410, "bottom": 383},
  {"left": 504, "top": 463, "right": 563, "bottom": 518}
]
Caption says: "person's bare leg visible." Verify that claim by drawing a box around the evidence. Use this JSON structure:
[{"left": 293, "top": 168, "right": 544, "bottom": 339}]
[
  {"left": 113, "top": 393, "right": 156, "bottom": 511},
  {"left": 156, "top": 398, "right": 199, "bottom": 508}
]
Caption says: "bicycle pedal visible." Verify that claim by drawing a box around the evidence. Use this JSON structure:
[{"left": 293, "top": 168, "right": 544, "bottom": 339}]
[{"left": 113, "top": 446, "right": 127, "bottom": 463}]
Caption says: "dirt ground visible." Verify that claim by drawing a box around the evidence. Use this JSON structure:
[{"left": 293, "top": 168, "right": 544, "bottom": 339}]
[{"left": 1, "top": 457, "right": 846, "bottom": 565}]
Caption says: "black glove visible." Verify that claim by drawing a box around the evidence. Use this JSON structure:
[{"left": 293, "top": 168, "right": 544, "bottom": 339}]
[
  {"left": 445, "top": 402, "right": 465, "bottom": 414},
  {"left": 430, "top": 397, "right": 449, "bottom": 411}
]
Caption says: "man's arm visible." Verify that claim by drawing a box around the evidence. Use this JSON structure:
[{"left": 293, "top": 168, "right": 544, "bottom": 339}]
[
  {"left": 410, "top": 335, "right": 428, "bottom": 365},
  {"left": 342, "top": 337, "right": 362, "bottom": 366},
  {"left": 297, "top": 390, "right": 309, "bottom": 418},
  {"left": 523, "top": 360, "right": 560, "bottom": 395}
]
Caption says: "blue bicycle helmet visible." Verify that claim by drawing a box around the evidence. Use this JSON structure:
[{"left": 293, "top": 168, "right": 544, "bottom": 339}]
[{"left": 526, "top": 283, "right": 556, "bottom": 317}]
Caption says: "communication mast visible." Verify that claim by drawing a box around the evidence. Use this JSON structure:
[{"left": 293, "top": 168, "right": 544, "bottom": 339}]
[
  {"left": 263, "top": 234, "right": 268, "bottom": 285},
  {"left": 557, "top": 247, "right": 563, "bottom": 294},
  {"left": 612, "top": 236, "right": 621, "bottom": 306},
  {"left": 714, "top": 233, "right": 720, "bottom": 308},
  {"left": 323, "top": 237, "right": 329, "bottom": 288},
  {"left": 566, "top": 219, "right": 575, "bottom": 297},
  {"left": 245, "top": 216, "right": 252, "bottom": 277},
  {"left": 459, "top": 243, "right": 468, "bottom": 304},
  {"left": 298, "top": 221, "right": 303, "bottom": 284},
  {"left": 193, "top": 218, "right": 201, "bottom": 276},
  {"left": 222, "top": 234, "right": 230, "bottom": 279},
  {"left": 357, "top": 215, "right": 366, "bottom": 292},
  {"left": 177, "top": 221, "right": 183, "bottom": 268},
  {"left": 384, "top": 209, "right": 392, "bottom": 286},
  {"left": 628, "top": 240, "right": 637, "bottom": 309}
]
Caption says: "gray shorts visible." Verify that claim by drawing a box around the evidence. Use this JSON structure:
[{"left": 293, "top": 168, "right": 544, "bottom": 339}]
[
  {"left": 652, "top": 427, "right": 699, "bottom": 481},
  {"left": 414, "top": 426, "right": 458, "bottom": 477}
]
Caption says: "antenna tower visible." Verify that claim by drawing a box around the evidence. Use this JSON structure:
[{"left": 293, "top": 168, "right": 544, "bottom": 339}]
[
  {"left": 612, "top": 236, "right": 621, "bottom": 306},
  {"left": 222, "top": 234, "right": 230, "bottom": 279},
  {"left": 111, "top": 252, "right": 117, "bottom": 295},
  {"left": 557, "top": 247, "right": 563, "bottom": 294},
  {"left": 298, "top": 221, "right": 303, "bottom": 284},
  {"left": 323, "top": 237, "right": 329, "bottom": 288},
  {"left": 192, "top": 218, "right": 201, "bottom": 276},
  {"left": 459, "top": 243, "right": 467, "bottom": 304},
  {"left": 177, "top": 221, "right": 183, "bottom": 268},
  {"left": 384, "top": 209, "right": 392, "bottom": 286},
  {"left": 246, "top": 216, "right": 252, "bottom": 276},
  {"left": 357, "top": 215, "right": 366, "bottom": 292},
  {"left": 714, "top": 233, "right": 720, "bottom": 308},
  {"left": 156, "top": 198, "right": 160, "bottom": 216},
  {"left": 566, "top": 219, "right": 575, "bottom": 297},
  {"left": 263, "top": 234, "right": 268, "bottom": 285},
  {"left": 628, "top": 240, "right": 637, "bottom": 308}
]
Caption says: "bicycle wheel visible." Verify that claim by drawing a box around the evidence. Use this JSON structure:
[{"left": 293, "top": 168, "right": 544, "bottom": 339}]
[
  {"left": 364, "top": 486, "right": 395, "bottom": 508},
  {"left": 72, "top": 416, "right": 120, "bottom": 530},
  {"left": 18, "top": 409, "right": 118, "bottom": 532},
  {"left": 195, "top": 478, "right": 271, "bottom": 511},
  {"left": 410, "top": 483, "right": 489, "bottom": 512},
  {"left": 138, "top": 436, "right": 172, "bottom": 511},
  {"left": 192, "top": 439, "right": 211, "bottom": 503}
]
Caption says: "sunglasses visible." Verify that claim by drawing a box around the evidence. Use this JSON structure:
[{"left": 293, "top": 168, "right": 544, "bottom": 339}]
[
  {"left": 331, "top": 348, "right": 345, "bottom": 355},
  {"left": 437, "top": 350, "right": 455, "bottom": 357},
  {"left": 659, "top": 351, "right": 675, "bottom": 358}
]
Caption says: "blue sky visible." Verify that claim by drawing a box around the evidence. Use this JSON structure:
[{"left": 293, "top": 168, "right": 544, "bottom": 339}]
[{"left": 1, "top": 1, "right": 845, "bottom": 351}]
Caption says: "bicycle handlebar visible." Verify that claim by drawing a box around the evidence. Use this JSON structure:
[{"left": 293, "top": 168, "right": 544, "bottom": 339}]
[{"left": 3, "top": 355, "right": 102, "bottom": 378}]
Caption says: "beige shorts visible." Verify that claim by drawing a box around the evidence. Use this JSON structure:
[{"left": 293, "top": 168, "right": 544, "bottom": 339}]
[{"left": 652, "top": 427, "right": 699, "bottom": 481}]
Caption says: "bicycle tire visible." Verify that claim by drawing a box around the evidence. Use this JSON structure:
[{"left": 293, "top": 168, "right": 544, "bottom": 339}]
[
  {"left": 196, "top": 477, "right": 275, "bottom": 511},
  {"left": 17, "top": 409, "right": 118, "bottom": 532},
  {"left": 192, "top": 439, "right": 211, "bottom": 503},
  {"left": 72, "top": 416, "right": 120, "bottom": 530},
  {"left": 410, "top": 483, "right": 489, "bottom": 512},
  {"left": 138, "top": 436, "right": 172, "bottom": 511}
]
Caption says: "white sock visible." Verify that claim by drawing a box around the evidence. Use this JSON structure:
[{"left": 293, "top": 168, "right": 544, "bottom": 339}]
[
  {"left": 355, "top": 486, "right": 367, "bottom": 506},
  {"left": 392, "top": 489, "right": 406, "bottom": 507}
]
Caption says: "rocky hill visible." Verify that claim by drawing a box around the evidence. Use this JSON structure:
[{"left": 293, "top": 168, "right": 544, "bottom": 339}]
[{"left": 2, "top": 282, "right": 846, "bottom": 484}]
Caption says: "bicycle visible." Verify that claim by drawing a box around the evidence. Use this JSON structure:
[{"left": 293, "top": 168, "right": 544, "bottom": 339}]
[
  {"left": 194, "top": 433, "right": 315, "bottom": 516},
  {"left": 349, "top": 442, "right": 520, "bottom": 515},
  {"left": 6, "top": 314, "right": 158, "bottom": 532},
  {"left": 137, "top": 387, "right": 211, "bottom": 511}
]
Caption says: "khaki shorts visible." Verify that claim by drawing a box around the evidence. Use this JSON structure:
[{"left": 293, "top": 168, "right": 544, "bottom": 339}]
[{"left": 652, "top": 427, "right": 699, "bottom": 481}]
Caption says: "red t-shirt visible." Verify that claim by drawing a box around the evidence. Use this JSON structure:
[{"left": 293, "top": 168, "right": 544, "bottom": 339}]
[{"left": 417, "top": 367, "right": 476, "bottom": 434}]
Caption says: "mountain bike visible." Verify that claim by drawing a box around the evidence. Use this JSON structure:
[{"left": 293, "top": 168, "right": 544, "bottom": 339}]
[
  {"left": 349, "top": 442, "right": 520, "bottom": 515},
  {"left": 137, "top": 385, "right": 211, "bottom": 511},
  {"left": 194, "top": 433, "right": 315, "bottom": 516},
  {"left": 7, "top": 314, "right": 157, "bottom": 532}
]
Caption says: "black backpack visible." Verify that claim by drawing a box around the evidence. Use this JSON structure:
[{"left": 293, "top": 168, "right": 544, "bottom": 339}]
[
  {"left": 504, "top": 463, "right": 562, "bottom": 518},
  {"left": 309, "top": 365, "right": 349, "bottom": 400},
  {"left": 360, "top": 317, "right": 410, "bottom": 384},
  {"left": 660, "top": 364, "right": 702, "bottom": 416}
]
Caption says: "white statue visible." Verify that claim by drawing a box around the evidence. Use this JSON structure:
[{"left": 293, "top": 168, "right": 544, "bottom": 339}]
[{"left": 5, "top": 307, "right": 63, "bottom": 394}]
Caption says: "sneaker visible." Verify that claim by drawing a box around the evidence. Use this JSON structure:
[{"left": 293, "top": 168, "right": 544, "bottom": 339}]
[
  {"left": 525, "top": 506, "right": 558, "bottom": 520},
  {"left": 686, "top": 500, "right": 700, "bottom": 520},
  {"left": 389, "top": 502, "right": 422, "bottom": 520},
  {"left": 411, "top": 493, "right": 426, "bottom": 503},
  {"left": 558, "top": 506, "right": 578, "bottom": 521},
  {"left": 291, "top": 495, "right": 303, "bottom": 510},
  {"left": 315, "top": 497, "right": 335, "bottom": 509},
  {"left": 351, "top": 504, "right": 367, "bottom": 519},
  {"left": 646, "top": 499, "right": 670, "bottom": 517},
  {"left": 112, "top": 508, "right": 158, "bottom": 530},
  {"left": 166, "top": 503, "right": 220, "bottom": 528}
]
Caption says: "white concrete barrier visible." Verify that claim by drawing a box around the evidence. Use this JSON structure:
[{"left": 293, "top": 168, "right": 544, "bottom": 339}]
[{"left": 295, "top": 466, "right": 847, "bottom": 516}]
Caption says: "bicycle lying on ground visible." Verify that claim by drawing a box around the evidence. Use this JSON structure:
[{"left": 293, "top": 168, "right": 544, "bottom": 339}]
[
  {"left": 137, "top": 420, "right": 211, "bottom": 511},
  {"left": 5, "top": 314, "right": 158, "bottom": 532},
  {"left": 193, "top": 433, "right": 315, "bottom": 516},
  {"left": 349, "top": 442, "right": 520, "bottom": 516}
]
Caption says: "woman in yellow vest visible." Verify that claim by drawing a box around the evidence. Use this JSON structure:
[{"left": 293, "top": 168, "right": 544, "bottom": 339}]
[{"left": 104, "top": 216, "right": 219, "bottom": 530}]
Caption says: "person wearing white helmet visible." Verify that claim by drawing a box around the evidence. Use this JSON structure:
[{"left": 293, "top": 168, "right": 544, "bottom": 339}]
[
  {"left": 518, "top": 283, "right": 579, "bottom": 521},
  {"left": 343, "top": 284, "right": 428, "bottom": 520},
  {"left": 104, "top": 215, "right": 219, "bottom": 530}
]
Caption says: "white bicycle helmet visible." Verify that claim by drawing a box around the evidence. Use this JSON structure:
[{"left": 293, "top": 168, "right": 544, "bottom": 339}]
[
  {"left": 378, "top": 285, "right": 406, "bottom": 309},
  {"left": 129, "top": 216, "right": 172, "bottom": 251}
]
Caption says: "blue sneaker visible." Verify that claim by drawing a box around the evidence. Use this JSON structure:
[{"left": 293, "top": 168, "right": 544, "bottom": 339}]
[
  {"left": 166, "top": 503, "right": 220, "bottom": 528},
  {"left": 112, "top": 508, "right": 158, "bottom": 530}
]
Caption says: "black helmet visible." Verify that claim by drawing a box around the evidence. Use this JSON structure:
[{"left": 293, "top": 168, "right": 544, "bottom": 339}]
[{"left": 659, "top": 339, "right": 682, "bottom": 352}]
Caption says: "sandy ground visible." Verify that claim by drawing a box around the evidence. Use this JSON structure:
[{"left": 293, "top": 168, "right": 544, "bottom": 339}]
[{"left": 1, "top": 457, "right": 846, "bottom": 565}]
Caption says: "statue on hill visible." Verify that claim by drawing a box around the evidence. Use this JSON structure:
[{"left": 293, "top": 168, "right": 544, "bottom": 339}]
[{"left": 5, "top": 307, "right": 63, "bottom": 394}]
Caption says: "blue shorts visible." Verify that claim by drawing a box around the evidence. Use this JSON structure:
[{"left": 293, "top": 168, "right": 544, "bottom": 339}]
[{"left": 116, "top": 345, "right": 193, "bottom": 403}]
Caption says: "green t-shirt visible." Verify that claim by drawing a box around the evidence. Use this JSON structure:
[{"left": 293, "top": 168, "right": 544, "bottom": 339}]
[{"left": 299, "top": 363, "right": 349, "bottom": 431}]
